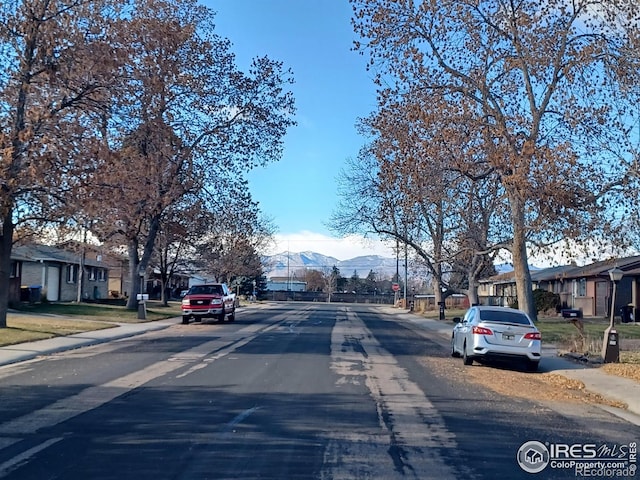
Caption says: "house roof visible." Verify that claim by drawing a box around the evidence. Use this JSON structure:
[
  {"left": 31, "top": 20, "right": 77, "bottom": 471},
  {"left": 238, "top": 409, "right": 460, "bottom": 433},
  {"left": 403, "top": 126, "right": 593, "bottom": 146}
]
[
  {"left": 556, "top": 255, "right": 640, "bottom": 280},
  {"left": 12, "top": 244, "right": 106, "bottom": 268},
  {"left": 480, "top": 255, "right": 640, "bottom": 285}
]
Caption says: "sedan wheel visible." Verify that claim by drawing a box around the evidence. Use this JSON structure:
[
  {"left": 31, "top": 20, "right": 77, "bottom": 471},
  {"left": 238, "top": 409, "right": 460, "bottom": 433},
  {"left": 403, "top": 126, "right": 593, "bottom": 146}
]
[
  {"left": 451, "top": 336, "right": 460, "bottom": 358},
  {"left": 462, "top": 342, "right": 473, "bottom": 366}
]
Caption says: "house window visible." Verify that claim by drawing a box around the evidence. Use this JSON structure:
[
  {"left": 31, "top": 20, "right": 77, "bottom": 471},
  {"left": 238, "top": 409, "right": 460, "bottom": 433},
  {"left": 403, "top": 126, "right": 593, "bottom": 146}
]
[
  {"left": 66, "top": 265, "right": 79, "bottom": 284},
  {"left": 10, "top": 261, "right": 20, "bottom": 278},
  {"left": 88, "top": 267, "right": 96, "bottom": 281},
  {"left": 578, "top": 278, "right": 587, "bottom": 297},
  {"left": 98, "top": 269, "right": 106, "bottom": 281}
]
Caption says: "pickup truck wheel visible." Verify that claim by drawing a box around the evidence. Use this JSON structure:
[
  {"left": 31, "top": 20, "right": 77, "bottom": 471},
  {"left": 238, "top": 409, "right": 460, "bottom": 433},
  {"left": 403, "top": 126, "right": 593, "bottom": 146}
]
[
  {"left": 182, "top": 316, "right": 189, "bottom": 325},
  {"left": 228, "top": 309, "right": 235, "bottom": 322},
  {"left": 218, "top": 309, "right": 226, "bottom": 322}
]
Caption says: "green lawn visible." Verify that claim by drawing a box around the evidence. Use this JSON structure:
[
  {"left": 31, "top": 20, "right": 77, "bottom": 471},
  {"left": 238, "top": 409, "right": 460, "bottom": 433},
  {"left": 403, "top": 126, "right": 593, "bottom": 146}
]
[
  {"left": 0, "top": 301, "right": 183, "bottom": 347},
  {"left": 11, "top": 301, "right": 183, "bottom": 322},
  {"left": 536, "top": 318, "right": 640, "bottom": 344}
]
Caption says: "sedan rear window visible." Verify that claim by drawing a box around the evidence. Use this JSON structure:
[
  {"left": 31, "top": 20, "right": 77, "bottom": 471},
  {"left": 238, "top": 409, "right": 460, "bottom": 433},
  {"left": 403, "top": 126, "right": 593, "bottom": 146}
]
[{"left": 478, "top": 309, "right": 531, "bottom": 325}]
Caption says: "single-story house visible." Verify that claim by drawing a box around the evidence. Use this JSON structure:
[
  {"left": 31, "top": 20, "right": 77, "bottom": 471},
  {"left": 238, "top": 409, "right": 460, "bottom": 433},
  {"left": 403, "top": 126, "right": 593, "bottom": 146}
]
[
  {"left": 478, "top": 255, "right": 640, "bottom": 319},
  {"left": 9, "top": 243, "right": 110, "bottom": 303}
]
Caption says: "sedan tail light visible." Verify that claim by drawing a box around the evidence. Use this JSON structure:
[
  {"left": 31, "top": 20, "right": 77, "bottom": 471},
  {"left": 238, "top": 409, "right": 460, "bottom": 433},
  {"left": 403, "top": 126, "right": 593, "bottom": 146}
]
[
  {"left": 524, "top": 332, "right": 542, "bottom": 340},
  {"left": 472, "top": 326, "right": 493, "bottom": 335}
]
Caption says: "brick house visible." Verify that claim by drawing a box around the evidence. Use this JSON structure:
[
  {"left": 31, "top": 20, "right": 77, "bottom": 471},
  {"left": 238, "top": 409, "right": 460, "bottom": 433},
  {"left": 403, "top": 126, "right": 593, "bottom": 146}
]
[{"left": 478, "top": 256, "right": 640, "bottom": 319}]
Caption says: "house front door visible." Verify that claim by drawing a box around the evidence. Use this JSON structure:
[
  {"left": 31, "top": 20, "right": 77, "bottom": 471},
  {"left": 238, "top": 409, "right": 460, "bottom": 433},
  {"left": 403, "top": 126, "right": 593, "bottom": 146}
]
[
  {"left": 46, "top": 266, "right": 60, "bottom": 301},
  {"left": 595, "top": 281, "right": 608, "bottom": 317}
]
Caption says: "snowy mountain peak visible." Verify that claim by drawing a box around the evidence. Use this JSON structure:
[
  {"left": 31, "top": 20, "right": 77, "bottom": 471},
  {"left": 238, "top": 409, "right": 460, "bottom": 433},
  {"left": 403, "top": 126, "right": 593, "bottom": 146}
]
[{"left": 263, "top": 251, "right": 396, "bottom": 279}]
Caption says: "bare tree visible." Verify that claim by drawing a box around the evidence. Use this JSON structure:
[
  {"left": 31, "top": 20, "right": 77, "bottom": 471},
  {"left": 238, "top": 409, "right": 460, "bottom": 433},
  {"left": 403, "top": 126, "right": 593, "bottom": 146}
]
[
  {"left": 85, "top": 0, "right": 295, "bottom": 309},
  {"left": 352, "top": 0, "right": 640, "bottom": 318},
  {"left": 0, "top": 0, "right": 122, "bottom": 327},
  {"left": 304, "top": 269, "right": 325, "bottom": 292},
  {"left": 196, "top": 206, "right": 275, "bottom": 287},
  {"left": 332, "top": 94, "right": 502, "bottom": 307}
]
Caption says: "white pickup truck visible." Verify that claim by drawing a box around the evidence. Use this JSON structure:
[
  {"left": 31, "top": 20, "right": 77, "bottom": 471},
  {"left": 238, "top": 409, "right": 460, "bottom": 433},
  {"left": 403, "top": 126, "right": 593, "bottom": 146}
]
[{"left": 181, "top": 283, "right": 236, "bottom": 324}]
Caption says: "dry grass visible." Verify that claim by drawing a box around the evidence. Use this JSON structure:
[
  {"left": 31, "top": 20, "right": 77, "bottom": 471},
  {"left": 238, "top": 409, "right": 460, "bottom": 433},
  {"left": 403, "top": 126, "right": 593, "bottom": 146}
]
[
  {"left": 1, "top": 314, "right": 114, "bottom": 347},
  {"left": 1, "top": 301, "right": 182, "bottom": 347}
]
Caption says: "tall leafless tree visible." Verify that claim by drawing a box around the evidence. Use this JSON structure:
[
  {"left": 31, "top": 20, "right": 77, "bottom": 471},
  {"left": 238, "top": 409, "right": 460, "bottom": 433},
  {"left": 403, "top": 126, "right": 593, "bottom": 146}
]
[
  {"left": 84, "top": 0, "right": 295, "bottom": 309},
  {"left": 351, "top": 0, "right": 640, "bottom": 318},
  {"left": 0, "top": 0, "right": 123, "bottom": 327}
]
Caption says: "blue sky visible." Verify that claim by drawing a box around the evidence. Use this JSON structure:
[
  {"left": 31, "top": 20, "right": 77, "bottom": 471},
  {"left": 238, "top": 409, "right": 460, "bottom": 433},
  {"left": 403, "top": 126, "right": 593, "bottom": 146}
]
[{"left": 206, "top": 0, "right": 395, "bottom": 260}]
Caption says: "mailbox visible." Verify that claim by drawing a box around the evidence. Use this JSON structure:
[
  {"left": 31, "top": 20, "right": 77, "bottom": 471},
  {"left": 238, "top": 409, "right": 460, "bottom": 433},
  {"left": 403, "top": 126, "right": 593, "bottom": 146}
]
[{"left": 602, "top": 328, "right": 619, "bottom": 363}]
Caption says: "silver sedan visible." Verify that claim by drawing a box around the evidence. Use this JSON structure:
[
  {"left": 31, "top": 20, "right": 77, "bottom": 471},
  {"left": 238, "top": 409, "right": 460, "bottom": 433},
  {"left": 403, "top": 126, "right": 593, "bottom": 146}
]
[{"left": 451, "top": 305, "right": 542, "bottom": 371}]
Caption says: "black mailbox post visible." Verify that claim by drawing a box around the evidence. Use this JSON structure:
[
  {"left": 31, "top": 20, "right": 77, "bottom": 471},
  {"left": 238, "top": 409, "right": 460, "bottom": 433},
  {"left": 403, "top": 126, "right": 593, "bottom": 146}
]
[{"left": 438, "top": 301, "right": 445, "bottom": 321}]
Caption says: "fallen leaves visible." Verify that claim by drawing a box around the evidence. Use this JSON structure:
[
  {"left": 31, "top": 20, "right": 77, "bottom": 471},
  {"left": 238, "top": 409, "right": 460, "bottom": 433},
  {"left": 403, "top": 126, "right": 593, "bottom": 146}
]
[{"left": 423, "top": 356, "right": 628, "bottom": 410}]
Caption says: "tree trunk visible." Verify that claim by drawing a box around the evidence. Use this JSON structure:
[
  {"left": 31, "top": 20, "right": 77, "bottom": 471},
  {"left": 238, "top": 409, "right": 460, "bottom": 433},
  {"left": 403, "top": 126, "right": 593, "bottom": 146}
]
[
  {"left": 160, "top": 273, "right": 169, "bottom": 306},
  {"left": 0, "top": 210, "right": 14, "bottom": 328},
  {"left": 126, "top": 240, "right": 141, "bottom": 310},
  {"left": 466, "top": 271, "right": 479, "bottom": 307},
  {"left": 432, "top": 276, "right": 443, "bottom": 305},
  {"left": 510, "top": 198, "right": 536, "bottom": 320}
]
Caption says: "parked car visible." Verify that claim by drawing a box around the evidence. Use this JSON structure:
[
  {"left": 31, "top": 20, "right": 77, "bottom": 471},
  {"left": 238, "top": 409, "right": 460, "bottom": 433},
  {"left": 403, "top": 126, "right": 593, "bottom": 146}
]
[{"left": 451, "top": 306, "right": 541, "bottom": 371}]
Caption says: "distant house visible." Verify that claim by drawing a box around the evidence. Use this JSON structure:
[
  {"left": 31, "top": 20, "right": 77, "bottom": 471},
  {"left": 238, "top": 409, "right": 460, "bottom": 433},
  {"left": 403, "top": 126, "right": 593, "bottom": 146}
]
[
  {"left": 266, "top": 277, "right": 307, "bottom": 292},
  {"left": 478, "top": 256, "right": 640, "bottom": 319},
  {"left": 9, "top": 244, "right": 109, "bottom": 303}
]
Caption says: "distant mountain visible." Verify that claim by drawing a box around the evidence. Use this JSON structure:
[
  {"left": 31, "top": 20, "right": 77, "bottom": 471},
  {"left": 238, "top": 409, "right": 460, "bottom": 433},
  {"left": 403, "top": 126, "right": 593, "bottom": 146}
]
[
  {"left": 262, "top": 255, "right": 543, "bottom": 281},
  {"left": 263, "top": 251, "right": 398, "bottom": 279},
  {"left": 338, "top": 255, "right": 398, "bottom": 277}
]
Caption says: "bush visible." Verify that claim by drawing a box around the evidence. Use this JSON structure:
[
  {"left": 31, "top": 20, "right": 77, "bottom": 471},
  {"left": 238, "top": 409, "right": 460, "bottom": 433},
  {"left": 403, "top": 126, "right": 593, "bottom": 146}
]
[{"left": 533, "top": 289, "right": 560, "bottom": 314}]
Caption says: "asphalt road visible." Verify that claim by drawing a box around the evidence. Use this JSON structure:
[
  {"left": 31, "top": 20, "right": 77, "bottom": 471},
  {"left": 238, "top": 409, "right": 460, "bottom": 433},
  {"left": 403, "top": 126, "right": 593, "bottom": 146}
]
[{"left": 0, "top": 303, "right": 637, "bottom": 479}]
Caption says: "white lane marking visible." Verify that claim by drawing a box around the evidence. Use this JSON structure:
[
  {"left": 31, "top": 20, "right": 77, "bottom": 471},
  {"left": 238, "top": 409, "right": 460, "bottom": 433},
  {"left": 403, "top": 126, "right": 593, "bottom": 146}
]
[
  {"left": 0, "top": 358, "right": 191, "bottom": 436},
  {"left": 0, "top": 437, "right": 62, "bottom": 478},
  {"left": 0, "top": 312, "right": 296, "bottom": 445},
  {"left": 324, "top": 308, "right": 461, "bottom": 480},
  {"left": 175, "top": 311, "right": 301, "bottom": 378},
  {"left": 0, "top": 319, "right": 286, "bottom": 436}
]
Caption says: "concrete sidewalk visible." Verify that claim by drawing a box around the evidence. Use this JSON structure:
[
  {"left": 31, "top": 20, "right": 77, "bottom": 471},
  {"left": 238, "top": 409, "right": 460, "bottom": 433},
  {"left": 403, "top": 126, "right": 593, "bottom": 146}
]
[{"left": 1, "top": 306, "right": 639, "bottom": 424}]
